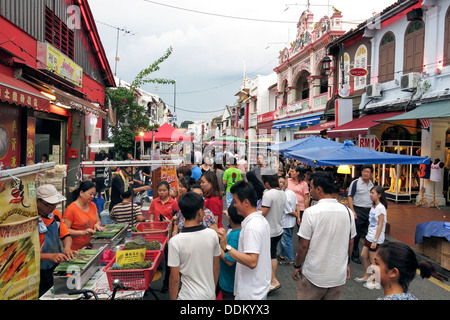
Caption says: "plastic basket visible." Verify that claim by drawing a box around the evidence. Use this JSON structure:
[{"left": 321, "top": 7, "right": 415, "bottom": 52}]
[
  {"left": 123, "top": 236, "right": 168, "bottom": 265},
  {"left": 131, "top": 221, "right": 170, "bottom": 237},
  {"left": 103, "top": 251, "right": 161, "bottom": 291}
]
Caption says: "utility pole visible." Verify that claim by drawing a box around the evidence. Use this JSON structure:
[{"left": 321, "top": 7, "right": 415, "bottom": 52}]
[{"left": 96, "top": 20, "right": 135, "bottom": 76}]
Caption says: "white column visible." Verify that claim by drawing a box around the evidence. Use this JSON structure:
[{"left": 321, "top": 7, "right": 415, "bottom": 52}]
[{"left": 417, "top": 119, "right": 448, "bottom": 206}]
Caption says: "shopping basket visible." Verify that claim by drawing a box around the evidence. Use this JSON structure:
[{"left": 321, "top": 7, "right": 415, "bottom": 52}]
[
  {"left": 103, "top": 251, "right": 161, "bottom": 291},
  {"left": 123, "top": 236, "right": 168, "bottom": 265},
  {"left": 131, "top": 221, "right": 170, "bottom": 237}
]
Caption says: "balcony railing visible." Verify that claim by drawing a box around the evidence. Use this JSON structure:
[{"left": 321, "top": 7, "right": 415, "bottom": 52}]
[{"left": 312, "top": 93, "right": 328, "bottom": 110}]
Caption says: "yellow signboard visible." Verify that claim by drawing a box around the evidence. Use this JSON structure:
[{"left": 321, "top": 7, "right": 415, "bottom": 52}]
[
  {"left": 37, "top": 42, "right": 83, "bottom": 87},
  {"left": 116, "top": 248, "right": 146, "bottom": 266}
]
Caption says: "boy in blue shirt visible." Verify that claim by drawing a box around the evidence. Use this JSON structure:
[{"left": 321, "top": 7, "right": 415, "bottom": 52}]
[{"left": 218, "top": 201, "right": 243, "bottom": 300}]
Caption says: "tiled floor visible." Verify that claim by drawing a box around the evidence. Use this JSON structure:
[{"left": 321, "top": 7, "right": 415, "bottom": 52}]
[{"left": 386, "top": 201, "right": 450, "bottom": 246}]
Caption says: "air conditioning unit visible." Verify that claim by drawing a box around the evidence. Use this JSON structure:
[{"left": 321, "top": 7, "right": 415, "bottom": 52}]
[
  {"left": 366, "top": 83, "right": 382, "bottom": 98},
  {"left": 400, "top": 72, "right": 421, "bottom": 91}
]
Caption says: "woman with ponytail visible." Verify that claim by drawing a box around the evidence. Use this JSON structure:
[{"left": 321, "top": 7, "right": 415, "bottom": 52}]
[
  {"left": 375, "top": 242, "right": 448, "bottom": 300},
  {"left": 63, "top": 180, "right": 104, "bottom": 250}
]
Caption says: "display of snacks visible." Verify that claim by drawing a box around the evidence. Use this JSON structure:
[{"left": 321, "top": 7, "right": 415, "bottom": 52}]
[
  {"left": 103, "top": 251, "right": 161, "bottom": 291},
  {"left": 91, "top": 224, "right": 126, "bottom": 239},
  {"left": 53, "top": 249, "right": 99, "bottom": 273}
]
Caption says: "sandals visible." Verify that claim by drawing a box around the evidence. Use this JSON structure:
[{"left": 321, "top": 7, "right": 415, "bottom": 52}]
[
  {"left": 268, "top": 284, "right": 281, "bottom": 294},
  {"left": 279, "top": 260, "right": 293, "bottom": 265}
]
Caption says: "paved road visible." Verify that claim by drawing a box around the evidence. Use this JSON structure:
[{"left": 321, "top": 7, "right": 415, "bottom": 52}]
[{"left": 145, "top": 231, "right": 450, "bottom": 301}]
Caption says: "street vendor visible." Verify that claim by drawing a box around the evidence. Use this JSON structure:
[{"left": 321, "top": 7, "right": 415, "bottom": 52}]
[
  {"left": 64, "top": 180, "right": 105, "bottom": 250},
  {"left": 37, "top": 184, "right": 76, "bottom": 297}
]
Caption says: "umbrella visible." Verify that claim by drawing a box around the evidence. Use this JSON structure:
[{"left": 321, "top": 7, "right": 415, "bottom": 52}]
[
  {"left": 267, "top": 136, "right": 342, "bottom": 155},
  {"left": 284, "top": 140, "right": 430, "bottom": 166},
  {"left": 135, "top": 123, "right": 192, "bottom": 142}
]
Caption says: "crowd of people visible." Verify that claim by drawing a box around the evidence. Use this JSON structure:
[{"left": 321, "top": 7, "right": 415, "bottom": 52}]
[{"left": 36, "top": 146, "right": 447, "bottom": 300}]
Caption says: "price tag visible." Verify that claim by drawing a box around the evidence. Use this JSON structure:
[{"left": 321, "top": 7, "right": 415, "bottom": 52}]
[{"left": 116, "top": 248, "right": 146, "bottom": 266}]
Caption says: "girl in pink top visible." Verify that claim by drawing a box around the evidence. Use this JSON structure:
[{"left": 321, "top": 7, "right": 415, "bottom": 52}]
[{"left": 287, "top": 165, "right": 310, "bottom": 220}]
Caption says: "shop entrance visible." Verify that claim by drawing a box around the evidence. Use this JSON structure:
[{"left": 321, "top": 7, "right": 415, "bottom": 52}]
[{"left": 35, "top": 117, "right": 65, "bottom": 164}]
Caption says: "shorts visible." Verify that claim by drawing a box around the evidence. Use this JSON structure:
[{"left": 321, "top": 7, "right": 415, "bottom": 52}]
[
  {"left": 364, "top": 238, "right": 380, "bottom": 252},
  {"left": 270, "top": 234, "right": 282, "bottom": 259}
]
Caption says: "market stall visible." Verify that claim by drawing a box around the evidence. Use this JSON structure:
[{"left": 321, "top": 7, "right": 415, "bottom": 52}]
[
  {"left": 134, "top": 123, "right": 192, "bottom": 157},
  {"left": 283, "top": 139, "right": 430, "bottom": 166}
]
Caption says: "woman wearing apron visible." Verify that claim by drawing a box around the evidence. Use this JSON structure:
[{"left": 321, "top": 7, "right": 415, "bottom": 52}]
[{"left": 37, "top": 185, "right": 76, "bottom": 297}]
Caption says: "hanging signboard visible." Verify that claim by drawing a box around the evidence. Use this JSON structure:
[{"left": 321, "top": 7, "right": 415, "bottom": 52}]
[
  {"left": 37, "top": 42, "right": 83, "bottom": 87},
  {"left": 0, "top": 166, "right": 46, "bottom": 299},
  {"left": 359, "top": 135, "right": 380, "bottom": 150},
  {"left": 348, "top": 68, "right": 368, "bottom": 77}
]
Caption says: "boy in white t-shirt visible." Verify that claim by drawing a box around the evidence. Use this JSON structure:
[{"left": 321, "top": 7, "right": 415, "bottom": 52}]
[
  {"left": 168, "top": 192, "right": 220, "bottom": 300},
  {"left": 278, "top": 176, "right": 299, "bottom": 265}
]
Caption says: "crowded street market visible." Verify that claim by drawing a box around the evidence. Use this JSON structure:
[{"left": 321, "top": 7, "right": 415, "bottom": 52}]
[{"left": 0, "top": 0, "right": 449, "bottom": 308}]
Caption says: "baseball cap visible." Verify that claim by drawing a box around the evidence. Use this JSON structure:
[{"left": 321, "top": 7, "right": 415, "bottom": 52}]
[{"left": 36, "top": 184, "right": 66, "bottom": 204}]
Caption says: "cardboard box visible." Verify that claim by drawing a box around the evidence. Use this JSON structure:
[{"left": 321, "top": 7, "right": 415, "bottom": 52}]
[{"left": 419, "top": 236, "right": 450, "bottom": 270}]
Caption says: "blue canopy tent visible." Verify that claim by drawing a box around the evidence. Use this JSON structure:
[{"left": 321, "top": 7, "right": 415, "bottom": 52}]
[
  {"left": 283, "top": 140, "right": 430, "bottom": 166},
  {"left": 267, "top": 135, "right": 342, "bottom": 155}
]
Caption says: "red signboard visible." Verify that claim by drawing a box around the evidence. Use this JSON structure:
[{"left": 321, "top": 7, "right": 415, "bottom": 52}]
[
  {"left": 0, "top": 73, "right": 50, "bottom": 112},
  {"left": 349, "top": 68, "right": 368, "bottom": 77},
  {"left": 0, "top": 105, "right": 20, "bottom": 169},
  {"left": 257, "top": 111, "right": 275, "bottom": 123}
]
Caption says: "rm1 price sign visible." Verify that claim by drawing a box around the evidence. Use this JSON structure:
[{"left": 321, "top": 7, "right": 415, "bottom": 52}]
[{"left": 359, "top": 135, "right": 380, "bottom": 150}]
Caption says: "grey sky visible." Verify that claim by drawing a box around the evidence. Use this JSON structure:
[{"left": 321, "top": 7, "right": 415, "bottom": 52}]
[{"left": 89, "top": 0, "right": 396, "bottom": 123}]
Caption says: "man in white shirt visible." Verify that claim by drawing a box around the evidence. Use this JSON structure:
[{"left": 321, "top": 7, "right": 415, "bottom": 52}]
[
  {"left": 347, "top": 165, "right": 374, "bottom": 264},
  {"left": 217, "top": 180, "right": 271, "bottom": 300},
  {"left": 292, "top": 171, "right": 356, "bottom": 300},
  {"left": 168, "top": 192, "right": 220, "bottom": 300},
  {"left": 261, "top": 173, "right": 286, "bottom": 293}
]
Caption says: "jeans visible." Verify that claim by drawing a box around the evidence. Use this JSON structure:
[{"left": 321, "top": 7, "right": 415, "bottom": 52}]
[
  {"left": 279, "top": 227, "right": 294, "bottom": 261},
  {"left": 226, "top": 192, "right": 233, "bottom": 207}
]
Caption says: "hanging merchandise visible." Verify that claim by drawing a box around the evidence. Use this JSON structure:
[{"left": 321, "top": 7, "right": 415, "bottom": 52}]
[
  {"left": 0, "top": 162, "right": 55, "bottom": 300},
  {"left": 430, "top": 158, "right": 444, "bottom": 182}
]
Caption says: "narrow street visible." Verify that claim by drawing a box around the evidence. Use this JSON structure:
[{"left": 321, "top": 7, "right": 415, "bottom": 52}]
[{"left": 145, "top": 200, "right": 450, "bottom": 301}]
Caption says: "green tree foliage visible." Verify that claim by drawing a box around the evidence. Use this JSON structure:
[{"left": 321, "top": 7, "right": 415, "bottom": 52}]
[
  {"left": 106, "top": 47, "right": 174, "bottom": 159},
  {"left": 180, "top": 120, "right": 193, "bottom": 128}
]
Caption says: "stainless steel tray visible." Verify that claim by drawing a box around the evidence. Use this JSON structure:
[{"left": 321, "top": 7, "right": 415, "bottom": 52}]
[
  {"left": 90, "top": 224, "right": 129, "bottom": 250},
  {"left": 52, "top": 245, "right": 107, "bottom": 295}
]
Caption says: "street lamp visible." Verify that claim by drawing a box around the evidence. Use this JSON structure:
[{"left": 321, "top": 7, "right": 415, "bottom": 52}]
[
  {"left": 321, "top": 55, "right": 332, "bottom": 72},
  {"left": 337, "top": 165, "right": 351, "bottom": 194}
]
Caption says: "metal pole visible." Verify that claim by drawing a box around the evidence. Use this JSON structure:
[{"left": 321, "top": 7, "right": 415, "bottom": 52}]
[
  {"left": 114, "top": 28, "right": 119, "bottom": 76},
  {"left": 174, "top": 80, "right": 176, "bottom": 114}
]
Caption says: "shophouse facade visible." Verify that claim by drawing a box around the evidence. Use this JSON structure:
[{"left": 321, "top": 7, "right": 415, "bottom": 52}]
[
  {"left": 272, "top": 8, "right": 346, "bottom": 142},
  {"left": 0, "top": 0, "right": 115, "bottom": 196},
  {"left": 328, "top": 0, "right": 450, "bottom": 205}
]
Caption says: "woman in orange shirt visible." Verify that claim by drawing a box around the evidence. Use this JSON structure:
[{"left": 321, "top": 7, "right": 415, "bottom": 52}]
[{"left": 63, "top": 180, "right": 105, "bottom": 250}]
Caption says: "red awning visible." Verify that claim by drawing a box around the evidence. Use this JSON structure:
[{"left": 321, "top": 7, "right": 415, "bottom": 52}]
[
  {"left": 51, "top": 86, "right": 107, "bottom": 119},
  {"left": 327, "top": 112, "right": 403, "bottom": 138},
  {"left": 0, "top": 73, "right": 51, "bottom": 112},
  {"left": 136, "top": 123, "right": 193, "bottom": 142},
  {"left": 294, "top": 120, "right": 335, "bottom": 137}
]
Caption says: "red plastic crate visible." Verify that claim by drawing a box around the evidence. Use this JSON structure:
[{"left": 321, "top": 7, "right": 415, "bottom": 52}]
[
  {"left": 123, "top": 236, "right": 168, "bottom": 265},
  {"left": 132, "top": 221, "right": 170, "bottom": 237},
  {"left": 103, "top": 251, "right": 161, "bottom": 291}
]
